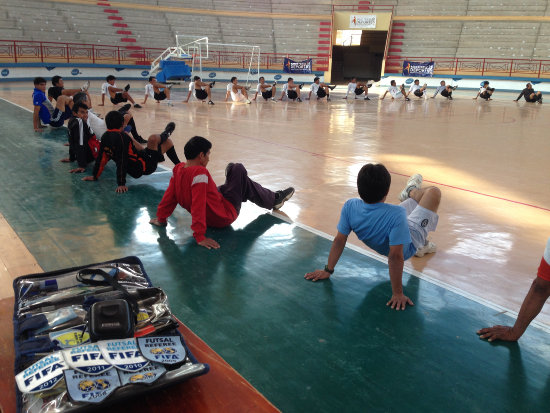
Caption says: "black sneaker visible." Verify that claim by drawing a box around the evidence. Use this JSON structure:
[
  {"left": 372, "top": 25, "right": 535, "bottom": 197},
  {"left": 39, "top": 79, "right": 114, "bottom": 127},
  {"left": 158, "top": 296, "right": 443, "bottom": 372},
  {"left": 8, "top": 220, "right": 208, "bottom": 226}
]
[
  {"left": 124, "top": 84, "right": 130, "bottom": 92},
  {"left": 405, "top": 97, "right": 410, "bottom": 101},
  {"left": 448, "top": 96, "right": 453, "bottom": 100},
  {"left": 273, "top": 187, "right": 295, "bottom": 210},
  {"left": 299, "top": 83, "right": 304, "bottom": 89},
  {"left": 225, "top": 162, "right": 234, "bottom": 177},
  {"left": 135, "top": 135, "right": 147, "bottom": 144},
  {"left": 209, "top": 81, "right": 216, "bottom": 88},
  {"left": 133, "top": 104, "right": 142, "bottom": 108},
  {"left": 364, "top": 96, "right": 370, "bottom": 100},
  {"left": 327, "top": 97, "right": 331, "bottom": 101},
  {"left": 160, "top": 122, "right": 176, "bottom": 142},
  {"left": 296, "top": 97, "right": 302, "bottom": 102},
  {"left": 208, "top": 100, "right": 215, "bottom": 105},
  {"left": 328, "top": 85, "right": 336, "bottom": 91}
]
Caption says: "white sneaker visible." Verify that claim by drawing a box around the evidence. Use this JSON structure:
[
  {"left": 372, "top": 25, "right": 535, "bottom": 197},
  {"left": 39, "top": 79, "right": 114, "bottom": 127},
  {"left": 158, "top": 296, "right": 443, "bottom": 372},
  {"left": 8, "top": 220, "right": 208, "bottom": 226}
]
[
  {"left": 245, "top": 99, "right": 251, "bottom": 104},
  {"left": 398, "top": 173, "right": 423, "bottom": 202},
  {"left": 271, "top": 97, "right": 277, "bottom": 102},
  {"left": 167, "top": 84, "right": 173, "bottom": 90},
  {"left": 415, "top": 241, "right": 437, "bottom": 257},
  {"left": 81, "top": 80, "right": 90, "bottom": 91}
]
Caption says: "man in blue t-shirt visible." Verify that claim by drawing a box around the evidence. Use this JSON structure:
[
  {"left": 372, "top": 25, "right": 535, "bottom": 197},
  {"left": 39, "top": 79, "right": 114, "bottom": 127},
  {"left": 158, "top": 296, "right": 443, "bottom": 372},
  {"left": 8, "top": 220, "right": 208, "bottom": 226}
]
[
  {"left": 32, "top": 77, "right": 73, "bottom": 132},
  {"left": 305, "top": 163, "right": 441, "bottom": 311}
]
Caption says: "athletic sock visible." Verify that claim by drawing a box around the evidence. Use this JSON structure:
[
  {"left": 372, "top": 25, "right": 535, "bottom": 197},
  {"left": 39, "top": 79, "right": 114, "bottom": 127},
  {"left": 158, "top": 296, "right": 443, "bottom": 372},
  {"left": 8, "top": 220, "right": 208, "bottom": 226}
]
[{"left": 165, "top": 147, "right": 180, "bottom": 164}]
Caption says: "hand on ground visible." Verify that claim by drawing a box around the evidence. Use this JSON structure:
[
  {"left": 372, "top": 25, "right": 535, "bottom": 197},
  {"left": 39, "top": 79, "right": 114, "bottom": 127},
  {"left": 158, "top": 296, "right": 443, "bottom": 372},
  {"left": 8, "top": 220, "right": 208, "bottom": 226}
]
[
  {"left": 115, "top": 185, "right": 128, "bottom": 193},
  {"left": 304, "top": 270, "right": 331, "bottom": 282},
  {"left": 386, "top": 293, "right": 414, "bottom": 310},
  {"left": 149, "top": 218, "right": 167, "bottom": 227},
  {"left": 477, "top": 325, "right": 520, "bottom": 342},
  {"left": 198, "top": 237, "right": 220, "bottom": 249}
]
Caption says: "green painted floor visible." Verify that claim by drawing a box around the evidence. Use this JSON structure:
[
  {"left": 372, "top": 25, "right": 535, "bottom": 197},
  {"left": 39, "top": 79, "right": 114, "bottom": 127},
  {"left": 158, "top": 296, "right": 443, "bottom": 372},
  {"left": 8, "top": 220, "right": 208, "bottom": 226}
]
[{"left": 1, "top": 99, "right": 550, "bottom": 412}]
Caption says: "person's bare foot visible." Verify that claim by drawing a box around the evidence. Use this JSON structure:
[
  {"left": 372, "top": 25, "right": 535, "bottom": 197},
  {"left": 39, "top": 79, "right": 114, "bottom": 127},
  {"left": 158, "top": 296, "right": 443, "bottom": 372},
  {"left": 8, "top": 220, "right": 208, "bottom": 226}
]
[{"left": 60, "top": 158, "right": 71, "bottom": 163}]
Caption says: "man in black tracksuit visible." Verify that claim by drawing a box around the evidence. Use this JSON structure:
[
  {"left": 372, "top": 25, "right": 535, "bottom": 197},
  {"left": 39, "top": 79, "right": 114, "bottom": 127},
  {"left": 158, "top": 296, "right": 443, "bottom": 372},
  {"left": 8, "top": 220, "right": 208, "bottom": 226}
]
[
  {"left": 64, "top": 102, "right": 98, "bottom": 173},
  {"left": 514, "top": 83, "right": 542, "bottom": 103}
]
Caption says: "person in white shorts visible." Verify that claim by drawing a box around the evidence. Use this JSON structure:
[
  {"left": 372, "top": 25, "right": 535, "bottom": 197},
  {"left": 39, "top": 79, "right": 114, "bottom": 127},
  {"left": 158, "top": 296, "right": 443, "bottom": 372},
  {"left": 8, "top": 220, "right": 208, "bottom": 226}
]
[
  {"left": 380, "top": 80, "right": 410, "bottom": 101},
  {"left": 308, "top": 77, "right": 334, "bottom": 101},
  {"left": 142, "top": 76, "right": 172, "bottom": 105},
  {"left": 305, "top": 165, "right": 440, "bottom": 311},
  {"left": 279, "top": 78, "right": 303, "bottom": 102},
  {"left": 252, "top": 76, "right": 277, "bottom": 102},
  {"left": 224, "top": 77, "right": 251, "bottom": 104},
  {"left": 184, "top": 76, "right": 215, "bottom": 105},
  {"left": 407, "top": 79, "right": 428, "bottom": 98},
  {"left": 344, "top": 77, "right": 371, "bottom": 100}
]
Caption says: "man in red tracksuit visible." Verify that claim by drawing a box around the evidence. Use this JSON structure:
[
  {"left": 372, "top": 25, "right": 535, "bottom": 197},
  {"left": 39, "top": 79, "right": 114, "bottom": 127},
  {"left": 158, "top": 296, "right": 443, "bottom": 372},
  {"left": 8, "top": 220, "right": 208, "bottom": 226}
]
[{"left": 150, "top": 136, "right": 294, "bottom": 249}]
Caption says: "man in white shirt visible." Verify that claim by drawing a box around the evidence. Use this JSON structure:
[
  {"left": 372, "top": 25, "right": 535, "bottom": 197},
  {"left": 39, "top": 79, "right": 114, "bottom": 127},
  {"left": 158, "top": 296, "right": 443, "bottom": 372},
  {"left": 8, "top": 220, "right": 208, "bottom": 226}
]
[
  {"left": 252, "top": 77, "right": 277, "bottom": 102},
  {"left": 278, "top": 77, "right": 303, "bottom": 102},
  {"left": 224, "top": 77, "right": 251, "bottom": 104},
  {"left": 474, "top": 81, "right": 494, "bottom": 101},
  {"left": 431, "top": 80, "right": 457, "bottom": 100},
  {"left": 407, "top": 79, "right": 427, "bottom": 98},
  {"left": 307, "top": 77, "right": 334, "bottom": 101},
  {"left": 380, "top": 80, "right": 409, "bottom": 101},
  {"left": 344, "top": 77, "right": 371, "bottom": 100},
  {"left": 142, "top": 76, "right": 172, "bottom": 105},
  {"left": 184, "top": 76, "right": 215, "bottom": 105},
  {"left": 101, "top": 75, "right": 141, "bottom": 108}
]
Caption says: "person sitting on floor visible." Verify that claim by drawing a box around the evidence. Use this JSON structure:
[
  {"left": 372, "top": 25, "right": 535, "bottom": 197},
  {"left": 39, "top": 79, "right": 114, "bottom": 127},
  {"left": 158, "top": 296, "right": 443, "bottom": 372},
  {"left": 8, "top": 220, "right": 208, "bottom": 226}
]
[
  {"left": 48, "top": 75, "right": 91, "bottom": 106},
  {"left": 32, "top": 76, "right": 73, "bottom": 132},
  {"left": 279, "top": 77, "right": 303, "bottom": 102},
  {"left": 407, "top": 79, "right": 428, "bottom": 99},
  {"left": 431, "top": 81, "right": 456, "bottom": 100},
  {"left": 82, "top": 111, "right": 180, "bottom": 193},
  {"left": 474, "top": 81, "right": 495, "bottom": 101},
  {"left": 380, "top": 80, "right": 410, "bottom": 101},
  {"left": 224, "top": 77, "right": 251, "bottom": 104},
  {"left": 104, "top": 75, "right": 141, "bottom": 108},
  {"left": 478, "top": 238, "right": 550, "bottom": 341},
  {"left": 514, "top": 83, "right": 542, "bottom": 104},
  {"left": 252, "top": 77, "right": 277, "bottom": 102},
  {"left": 184, "top": 76, "right": 215, "bottom": 105},
  {"left": 149, "top": 136, "right": 295, "bottom": 249},
  {"left": 305, "top": 164, "right": 441, "bottom": 311},
  {"left": 344, "top": 77, "right": 371, "bottom": 100},
  {"left": 142, "top": 76, "right": 173, "bottom": 105},
  {"left": 62, "top": 102, "right": 100, "bottom": 173},
  {"left": 308, "top": 77, "right": 334, "bottom": 101}
]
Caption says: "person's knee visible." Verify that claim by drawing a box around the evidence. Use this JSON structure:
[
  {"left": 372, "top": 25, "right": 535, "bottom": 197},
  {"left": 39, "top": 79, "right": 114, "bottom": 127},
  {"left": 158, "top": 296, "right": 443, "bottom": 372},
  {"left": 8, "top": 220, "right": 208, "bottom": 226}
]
[
  {"left": 231, "top": 163, "right": 247, "bottom": 176},
  {"left": 425, "top": 186, "right": 441, "bottom": 200},
  {"left": 148, "top": 134, "right": 160, "bottom": 145},
  {"left": 123, "top": 113, "right": 132, "bottom": 122}
]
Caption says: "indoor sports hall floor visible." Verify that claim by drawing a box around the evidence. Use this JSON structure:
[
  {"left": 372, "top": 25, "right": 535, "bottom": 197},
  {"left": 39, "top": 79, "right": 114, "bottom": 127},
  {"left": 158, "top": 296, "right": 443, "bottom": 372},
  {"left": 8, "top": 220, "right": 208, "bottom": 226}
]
[{"left": 1, "top": 81, "right": 550, "bottom": 411}]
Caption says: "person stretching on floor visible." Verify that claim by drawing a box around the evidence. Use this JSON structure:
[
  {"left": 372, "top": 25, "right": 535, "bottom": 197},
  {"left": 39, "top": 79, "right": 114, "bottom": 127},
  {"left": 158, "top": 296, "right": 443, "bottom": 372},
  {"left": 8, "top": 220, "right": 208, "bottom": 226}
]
[
  {"left": 143, "top": 76, "right": 173, "bottom": 105},
  {"left": 32, "top": 76, "right": 73, "bottom": 132},
  {"left": 478, "top": 238, "right": 550, "bottom": 342},
  {"left": 344, "top": 77, "right": 370, "bottom": 100},
  {"left": 305, "top": 164, "right": 441, "bottom": 310},
  {"left": 224, "top": 77, "right": 251, "bottom": 104},
  {"left": 380, "top": 80, "right": 410, "bottom": 101},
  {"left": 185, "top": 76, "right": 215, "bottom": 105},
  {"left": 252, "top": 76, "right": 277, "bottom": 102},
  {"left": 308, "top": 77, "right": 334, "bottom": 101},
  {"left": 149, "top": 136, "right": 295, "bottom": 249},
  {"left": 474, "top": 81, "right": 495, "bottom": 101},
  {"left": 82, "top": 111, "right": 180, "bottom": 193},
  {"left": 431, "top": 81, "right": 457, "bottom": 100},
  {"left": 407, "top": 79, "right": 428, "bottom": 99},
  {"left": 514, "top": 83, "right": 542, "bottom": 104},
  {"left": 279, "top": 78, "right": 303, "bottom": 102},
  {"left": 104, "top": 75, "right": 142, "bottom": 108},
  {"left": 48, "top": 75, "right": 91, "bottom": 106}
]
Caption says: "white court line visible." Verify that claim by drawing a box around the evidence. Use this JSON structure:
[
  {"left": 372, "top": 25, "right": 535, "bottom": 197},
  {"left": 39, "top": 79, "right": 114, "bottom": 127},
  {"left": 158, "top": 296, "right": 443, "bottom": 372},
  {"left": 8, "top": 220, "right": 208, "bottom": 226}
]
[
  {"left": 272, "top": 211, "right": 550, "bottom": 334},
  {"left": 3, "top": 96, "right": 549, "bottom": 334}
]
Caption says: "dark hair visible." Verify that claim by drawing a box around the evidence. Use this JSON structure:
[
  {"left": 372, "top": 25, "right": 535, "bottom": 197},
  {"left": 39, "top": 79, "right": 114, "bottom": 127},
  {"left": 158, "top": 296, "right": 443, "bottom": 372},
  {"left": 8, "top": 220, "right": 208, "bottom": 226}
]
[
  {"left": 105, "top": 111, "right": 124, "bottom": 129},
  {"left": 259, "top": 76, "right": 265, "bottom": 81},
  {"left": 288, "top": 77, "right": 293, "bottom": 82},
  {"left": 440, "top": 80, "right": 445, "bottom": 85},
  {"left": 314, "top": 77, "right": 320, "bottom": 82},
  {"left": 51, "top": 75, "right": 62, "bottom": 86},
  {"left": 483, "top": 81, "right": 489, "bottom": 85},
  {"left": 193, "top": 76, "right": 200, "bottom": 81},
  {"left": 414, "top": 79, "right": 419, "bottom": 83},
  {"left": 106, "top": 75, "right": 116, "bottom": 82},
  {"left": 73, "top": 91, "right": 88, "bottom": 105},
  {"left": 526, "top": 83, "right": 531, "bottom": 87},
  {"left": 72, "top": 102, "right": 89, "bottom": 114},
  {"left": 34, "top": 77, "right": 46, "bottom": 85},
  {"left": 184, "top": 136, "right": 212, "bottom": 160},
  {"left": 230, "top": 76, "right": 237, "bottom": 83},
  {"left": 357, "top": 163, "right": 391, "bottom": 204},
  {"left": 149, "top": 76, "right": 156, "bottom": 82},
  {"left": 390, "top": 80, "right": 396, "bottom": 86}
]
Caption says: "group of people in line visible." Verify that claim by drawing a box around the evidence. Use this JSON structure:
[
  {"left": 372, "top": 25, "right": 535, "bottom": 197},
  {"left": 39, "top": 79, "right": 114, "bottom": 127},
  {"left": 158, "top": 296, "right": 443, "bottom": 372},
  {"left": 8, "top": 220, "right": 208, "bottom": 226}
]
[{"left": 30, "top": 74, "right": 549, "bottom": 345}]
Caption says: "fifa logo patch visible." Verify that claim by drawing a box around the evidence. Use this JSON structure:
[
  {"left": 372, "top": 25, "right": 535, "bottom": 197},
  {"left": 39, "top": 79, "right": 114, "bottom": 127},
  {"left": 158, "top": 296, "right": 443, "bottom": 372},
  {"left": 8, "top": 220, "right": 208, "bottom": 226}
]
[
  {"left": 65, "top": 368, "right": 120, "bottom": 403},
  {"left": 138, "top": 336, "right": 187, "bottom": 365}
]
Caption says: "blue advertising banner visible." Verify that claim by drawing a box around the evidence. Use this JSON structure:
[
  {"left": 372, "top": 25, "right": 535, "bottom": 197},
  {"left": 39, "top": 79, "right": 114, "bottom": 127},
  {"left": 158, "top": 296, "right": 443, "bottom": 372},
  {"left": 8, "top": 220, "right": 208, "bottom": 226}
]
[
  {"left": 284, "top": 58, "right": 312, "bottom": 74},
  {"left": 402, "top": 61, "right": 435, "bottom": 77}
]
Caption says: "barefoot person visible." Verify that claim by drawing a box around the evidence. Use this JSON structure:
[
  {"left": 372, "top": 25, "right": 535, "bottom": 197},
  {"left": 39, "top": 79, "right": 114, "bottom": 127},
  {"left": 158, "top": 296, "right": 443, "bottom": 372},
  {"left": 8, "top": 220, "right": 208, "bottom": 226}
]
[{"left": 150, "top": 136, "right": 295, "bottom": 249}]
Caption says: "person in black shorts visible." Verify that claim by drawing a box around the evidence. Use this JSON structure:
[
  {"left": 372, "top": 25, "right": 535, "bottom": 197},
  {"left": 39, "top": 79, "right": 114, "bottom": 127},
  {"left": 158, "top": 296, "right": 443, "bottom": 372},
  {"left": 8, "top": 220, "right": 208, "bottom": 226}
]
[
  {"left": 514, "top": 83, "right": 542, "bottom": 103},
  {"left": 142, "top": 76, "right": 172, "bottom": 105},
  {"left": 184, "top": 76, "right": 215, "bottom": 105},
  {"left": 474, "top": 81, "right": 495, "bottom": 101},
  {"left": 105, "top": 75, "right": 141, "bottom": 108},
  {"left": 82, "top": 111, "right": 180, "bottom": 193},
  {"left": 431, "top": 81, "right": 457, "bottom": 100},
  {"left": 252, "top": 76, "right": 277, "bottom": 102},
  {"left": 48, "top": 76, "right": 91, "bottom": 105},
  {"left": 279, "top": 77, "right": 303, "bottom": 102}
]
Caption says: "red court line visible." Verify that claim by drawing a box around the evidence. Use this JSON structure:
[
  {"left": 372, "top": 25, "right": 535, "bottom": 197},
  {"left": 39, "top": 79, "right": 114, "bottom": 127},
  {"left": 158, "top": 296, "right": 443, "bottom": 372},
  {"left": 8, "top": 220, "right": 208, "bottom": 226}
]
[{"left": 204, "top": 127, "right": 550, "bottom": 213}]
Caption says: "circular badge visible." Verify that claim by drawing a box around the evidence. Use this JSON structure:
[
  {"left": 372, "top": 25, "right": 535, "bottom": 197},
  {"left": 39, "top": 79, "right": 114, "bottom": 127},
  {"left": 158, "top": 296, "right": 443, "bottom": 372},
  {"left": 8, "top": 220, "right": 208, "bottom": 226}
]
[
  {"left": 141, "top": 70, "right": 150, "bottom": 77},
  {"left": 274, "top": 74, "right": 282, "bottom": 80},
  {"left": 1, "top": 68, "right": 9, "bottom": 77},
  {"left": 71, "top": 68, "right": 80, "bottom": 76},
  {"left": 405, "top": 78, "right": 414, "bottom": 84},
  {"left": 208, "top": 72, "right": 216, "bottom": 78}
]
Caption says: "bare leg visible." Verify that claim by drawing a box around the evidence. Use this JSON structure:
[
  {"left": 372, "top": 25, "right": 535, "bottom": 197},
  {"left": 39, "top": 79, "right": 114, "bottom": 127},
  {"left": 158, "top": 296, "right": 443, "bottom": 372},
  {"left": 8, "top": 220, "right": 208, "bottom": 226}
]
[
  {"left": 296, "top": 88, "right": 301, "bottom": 98},
  {"left": 122, "top": 92, "right": 136, "bottom": 104},
  {"left": 408, "top": 187, "right": 441, "bottom": 212},
  {"left": 56, "top": 95, "right": 73, "bottom": 110},
  {"left": 165, "top": 88, "right": 171, "bottom": 100},
  {"left": 146, "top": 135, "right": 174, "bottom": 154}
]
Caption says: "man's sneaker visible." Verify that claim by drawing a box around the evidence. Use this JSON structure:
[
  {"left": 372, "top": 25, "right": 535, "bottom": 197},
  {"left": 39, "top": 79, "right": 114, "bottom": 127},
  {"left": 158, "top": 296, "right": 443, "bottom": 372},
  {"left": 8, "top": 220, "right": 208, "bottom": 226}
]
[
  {"left": 328, "top": 85, "right": 336, "bottom": 90},
  {"left": 415, "top": 241, "right": 437, "bottom": 257},
  {"left": 405, "top": 97, "right": 410, "bottom": 101},
  {"left": 398, "top": 174, "right": 423, "bottom": 202},
  {"left": 209, "top": 81, "right": 216, "bottom": 88},
  {"left": 448, "top": 96, "right": 453, "bottom": 100},
  {"left": 273, "top": 187, "right": 295, "bottom": 210},
  {"left": 124, "top": 84, "right": 130, "bottom": 92},
  {"left": 245, "top": 99, "right": 251, "bottom": 104},
  {"left": 167, "top": 84, "right": 173, "bottom": 90},
  {"left": 296, "top": 97, "right": 302, "bottom": 102},
  {"left": 81, "top": 80, "right": 90, "bottom": 91},
  {"left": 133, "top": 103, "right": 142, "bottom": 108},
  {"left": 160, "top": 122, "right": 176, "bottom": 142},
  {"left": 423, "top": 83, "right": 427, "bottom": 88},
  {"left": 270, "top": 97, "right": 277, "bottom": 102},
  {"left": 208, "top": 100, "right": 215, "bottom": 105},
  {"left": 364, "top": 96, "right": 370, "bottom": 100},
  {"left": 225, "top": 162, "right": 234, "bottom": 177},
  {"left": 273, "top": 82, "right": 277, "bottom": 86},
  {"left": 299, "top": 83, "right": 304, "bottom": 89}
]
